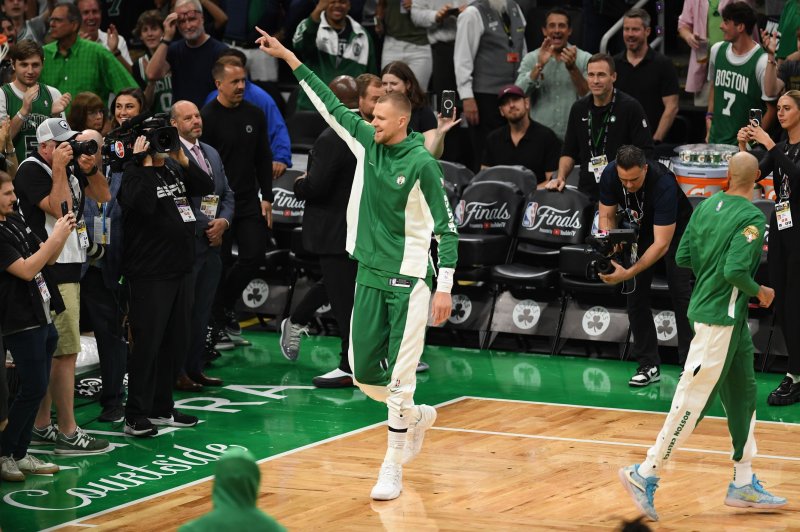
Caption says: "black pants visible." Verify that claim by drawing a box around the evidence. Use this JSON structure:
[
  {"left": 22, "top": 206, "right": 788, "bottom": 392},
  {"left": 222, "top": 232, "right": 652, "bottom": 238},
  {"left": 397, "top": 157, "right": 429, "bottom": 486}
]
[
  {"left": 627, "top": 247, "right": 693, "bottom": 367},
  {"left": 291, "top": 254, "right": 358, "bottom": 373},
  {"left": 126, "top": 274, "right": 193, "bottom": 420},
  {"left": 431, "top": 41, "right": 457, "bottom": 96},
  {"left": 215, "top": 214, "right": 269, "bottom": 320},
  {"left": 769, "top": 216, "right": 800, "bottom": 374},
  {"left": 1, "top": 324, "right": 57, "bottom": 459},
  {"left": 185, "top": 251, "right": 222, "bottom": 377},
  {"left": 81, "top": 267, "right": 128, "bottom": 410}
]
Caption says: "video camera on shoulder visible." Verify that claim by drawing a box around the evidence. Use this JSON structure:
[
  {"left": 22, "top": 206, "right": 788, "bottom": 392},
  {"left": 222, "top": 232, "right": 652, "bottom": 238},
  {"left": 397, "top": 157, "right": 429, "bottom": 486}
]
[
  {"left": 584, "top": 209, "right": 640, "bottom": 280},
  {"left": 102, "top": 113, "right": 180, "bottom": 172}
]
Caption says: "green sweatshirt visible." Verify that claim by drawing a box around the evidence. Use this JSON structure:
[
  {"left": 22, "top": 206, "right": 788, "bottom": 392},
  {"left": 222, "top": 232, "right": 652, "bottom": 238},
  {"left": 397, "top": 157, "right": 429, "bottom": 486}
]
[
  {"left": 178, "top": 448, "right": 285, "bottom": 532},
  {"left": 675, "top": 191, "right": 765, "bottom": 326},
  {"left": 293, "top": 63, "right": 458, "bottom": 280}
]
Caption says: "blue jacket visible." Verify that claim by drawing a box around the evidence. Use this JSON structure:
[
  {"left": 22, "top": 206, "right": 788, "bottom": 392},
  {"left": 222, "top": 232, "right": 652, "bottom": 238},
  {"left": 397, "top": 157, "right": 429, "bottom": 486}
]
[
  {"left": 205, "top": 80, "right": 292, "bottom": 167},
  {"left": 182, "top": 141, "right": 236, "bottom": 258}
]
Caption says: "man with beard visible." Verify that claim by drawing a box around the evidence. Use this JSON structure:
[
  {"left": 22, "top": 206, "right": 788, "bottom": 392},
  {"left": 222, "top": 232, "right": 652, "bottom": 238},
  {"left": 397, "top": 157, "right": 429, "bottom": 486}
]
[
  {"left": 481, "top": 84, "right": 561, "bottom": 186},
  {"left": 0, "top": 39, "right": 71, "bottom": 161},
  {"left": 146, "top": 0, "right": 228, "bottom": 108},
  {"left": 515, "top": 7, "right": 590, "bottom": 141},
  {"left": 613, "top": 8, "right": 679, "bottom": 147},
  {"left": 201, "top": 56, "right": 272, "bottom": 349},
  {"left": 454, "top": 0, "right": 526, "bottom": 170}
]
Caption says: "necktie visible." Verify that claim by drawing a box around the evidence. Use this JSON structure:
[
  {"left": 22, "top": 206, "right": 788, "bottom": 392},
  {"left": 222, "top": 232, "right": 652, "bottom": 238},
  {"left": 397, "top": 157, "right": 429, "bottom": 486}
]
[{"left": 192, "top": 144, "right": 211, "bottom": 175}]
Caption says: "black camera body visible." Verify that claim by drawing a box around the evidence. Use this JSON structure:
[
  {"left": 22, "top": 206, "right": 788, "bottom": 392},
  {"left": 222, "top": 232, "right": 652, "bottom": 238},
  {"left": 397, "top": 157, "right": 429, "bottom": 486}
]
[
  {"left": 585, "top": 224, "right": 639, "bottom": 280},
  {"left": 69, "top": 138, "right": 98, "bottom": 157},
  {"left": 103, "top": 113, "right": 180, "bottom": 172}
]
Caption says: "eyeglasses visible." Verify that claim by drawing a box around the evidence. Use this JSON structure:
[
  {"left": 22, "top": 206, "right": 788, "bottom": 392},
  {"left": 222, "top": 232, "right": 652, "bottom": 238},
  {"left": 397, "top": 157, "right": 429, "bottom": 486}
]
[{"left": 177, "top": 10, "right": 202, "bottom": 24}]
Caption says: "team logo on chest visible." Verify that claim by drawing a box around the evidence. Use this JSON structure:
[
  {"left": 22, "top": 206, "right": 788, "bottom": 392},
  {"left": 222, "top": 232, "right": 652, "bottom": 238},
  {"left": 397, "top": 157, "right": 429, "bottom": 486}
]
[{"left": 396, "top": 175, "right": 405, "bottom": 186}]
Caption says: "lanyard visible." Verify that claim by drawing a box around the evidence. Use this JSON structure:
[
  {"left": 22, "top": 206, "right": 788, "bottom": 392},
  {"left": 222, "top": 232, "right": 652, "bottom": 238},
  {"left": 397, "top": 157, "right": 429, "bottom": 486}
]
[
  {"left": 501, "top": 12, "right": 513, "bottom": 48},
  {"left": 587, "top": 89, "right": 616, "bottom": 158},
  {"left": 622, "top": 187, "right": 645, "bottom": 223},
  {"left": 779, "top": 141, "right": 799, "bottom": 200},
  {"left": 0, "top": 217, "right": 33, "bottom": 258}
]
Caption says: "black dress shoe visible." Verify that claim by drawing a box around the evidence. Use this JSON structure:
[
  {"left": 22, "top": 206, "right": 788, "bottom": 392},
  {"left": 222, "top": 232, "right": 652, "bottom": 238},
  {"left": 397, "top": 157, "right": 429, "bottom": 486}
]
[
  {"left": 189, "top": 372, "right": 224, "bottom": 386},
  {"left": 175, "top": 374, "right": 203, "bottom": 391}
]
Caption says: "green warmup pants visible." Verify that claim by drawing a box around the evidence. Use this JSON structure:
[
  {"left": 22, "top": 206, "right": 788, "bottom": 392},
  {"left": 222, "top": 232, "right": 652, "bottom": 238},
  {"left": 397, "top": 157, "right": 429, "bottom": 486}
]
[
  {"left": 347, "top": 277, "right": 431, "bottom": 423},
  {"left": 642, "top": 320, "right": 758, "bottom": 472}
]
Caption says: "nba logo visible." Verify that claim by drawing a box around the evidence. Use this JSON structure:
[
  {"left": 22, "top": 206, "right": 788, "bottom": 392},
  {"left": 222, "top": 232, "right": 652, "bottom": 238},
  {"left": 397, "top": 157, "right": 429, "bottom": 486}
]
[
  {"left": 522, "top": 202, "right": 538, "bottom": 228},
  {"left": 454, "top": 200, "right": 465, "bottom": 225}
]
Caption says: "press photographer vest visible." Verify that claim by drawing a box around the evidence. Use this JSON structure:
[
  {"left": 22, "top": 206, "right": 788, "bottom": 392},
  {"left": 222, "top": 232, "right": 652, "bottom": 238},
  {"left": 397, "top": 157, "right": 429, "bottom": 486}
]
[{"left": 2, "top": 82, "right": 53, "bottom": 160}]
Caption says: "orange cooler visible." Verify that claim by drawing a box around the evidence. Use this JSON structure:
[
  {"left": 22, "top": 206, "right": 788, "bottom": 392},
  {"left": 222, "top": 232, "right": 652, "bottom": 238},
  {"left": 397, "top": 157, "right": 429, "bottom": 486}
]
[{"left": 672, "top": 162, "right": 728, "bottom": 197}]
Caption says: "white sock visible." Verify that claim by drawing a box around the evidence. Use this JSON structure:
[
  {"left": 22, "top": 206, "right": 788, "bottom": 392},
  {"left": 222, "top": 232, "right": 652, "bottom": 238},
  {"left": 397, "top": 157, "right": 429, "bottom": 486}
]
[
  {"left": 788, "top": 373, "right": 800, "bottom": 384},
  {"left": 384, "top": 411, "right": 408, "bottom": 464},
  {"left": 733, "top": 461, "right": 753, "bottom": 488},
  {"left": 637, "top": 461, "right": 659, "bottom": 479}
]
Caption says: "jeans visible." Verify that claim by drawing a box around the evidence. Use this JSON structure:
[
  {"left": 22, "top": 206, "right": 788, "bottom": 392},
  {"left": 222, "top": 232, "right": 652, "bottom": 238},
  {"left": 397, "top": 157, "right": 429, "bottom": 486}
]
[{"left": 1, "top": 324, "right": 58, "bottom": 459}]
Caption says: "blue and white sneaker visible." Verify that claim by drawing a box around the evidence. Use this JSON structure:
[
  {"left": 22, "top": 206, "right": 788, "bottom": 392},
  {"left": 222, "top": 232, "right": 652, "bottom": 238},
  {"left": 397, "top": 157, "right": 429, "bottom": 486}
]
[
  {"left": 618, "top": 464, "right": 660, "bottom": 521},
  {"left": 724, "top": 474, "right": 787, "bottom": 509}
]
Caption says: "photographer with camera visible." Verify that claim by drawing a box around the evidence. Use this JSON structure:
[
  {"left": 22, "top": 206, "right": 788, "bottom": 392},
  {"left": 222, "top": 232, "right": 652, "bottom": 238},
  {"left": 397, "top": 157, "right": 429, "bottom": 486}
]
[
  {"left": 116, "top": 112, "right": 213, "bottom": 437},
  {"left": 597, "top": 145, "right": 693, "bottom": 387},
  {"left": 14, "top": 117, "right": 111, "bottom": 454}
]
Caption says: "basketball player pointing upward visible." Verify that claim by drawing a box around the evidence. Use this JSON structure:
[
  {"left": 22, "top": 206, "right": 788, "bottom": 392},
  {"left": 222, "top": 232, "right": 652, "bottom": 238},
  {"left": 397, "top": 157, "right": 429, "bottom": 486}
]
[
  {"left": 256, "top": 29, "right": 458, "bottom": 501},
  {"left": 619, "top": 151, "right": 787, "bottom": 521}
]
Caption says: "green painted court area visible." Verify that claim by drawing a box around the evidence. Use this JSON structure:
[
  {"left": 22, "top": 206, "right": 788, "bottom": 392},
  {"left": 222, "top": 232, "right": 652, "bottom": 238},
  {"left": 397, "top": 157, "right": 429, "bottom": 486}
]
[{"left": 2, "top": 331, "right": 798, "bottom": 531}]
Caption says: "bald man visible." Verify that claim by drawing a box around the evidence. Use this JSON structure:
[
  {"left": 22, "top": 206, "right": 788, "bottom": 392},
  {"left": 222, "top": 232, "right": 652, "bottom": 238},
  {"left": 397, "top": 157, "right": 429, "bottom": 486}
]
[
  {"left": 258, "top": 30, "right": 457, "bottom": 501},
  {"left": 619, "top": 151, "right": 787, "bottom": 521}
]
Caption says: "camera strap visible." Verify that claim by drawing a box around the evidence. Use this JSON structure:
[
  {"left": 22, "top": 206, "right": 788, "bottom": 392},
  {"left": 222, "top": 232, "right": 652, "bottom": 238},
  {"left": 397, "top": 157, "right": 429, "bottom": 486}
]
[{"left": 587, "top": 88, "right": 616, "bottom": 158}]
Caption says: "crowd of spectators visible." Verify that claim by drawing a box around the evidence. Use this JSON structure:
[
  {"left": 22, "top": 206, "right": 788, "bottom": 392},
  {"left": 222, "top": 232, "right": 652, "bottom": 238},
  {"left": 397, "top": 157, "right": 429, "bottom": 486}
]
[{"left": 1, "top": 0, "right": 800, "bottom": 488}]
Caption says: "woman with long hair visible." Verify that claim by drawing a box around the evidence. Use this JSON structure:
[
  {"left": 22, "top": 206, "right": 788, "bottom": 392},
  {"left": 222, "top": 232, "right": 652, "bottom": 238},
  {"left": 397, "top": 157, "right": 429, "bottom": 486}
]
[
  {"left": 738, "top": 89, "right": 800, "bottom": 406},
  {"left": 380, "top": 60, "right": 457, "bottom": 158},
  {"left": 110, "top": 87, "right": 145, "bottom": 129}
]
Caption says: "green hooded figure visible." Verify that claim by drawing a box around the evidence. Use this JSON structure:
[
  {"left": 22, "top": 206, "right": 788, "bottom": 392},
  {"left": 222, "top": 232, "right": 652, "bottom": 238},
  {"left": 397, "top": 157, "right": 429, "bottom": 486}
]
[{"left": 179, "top": 448, "right": 286, "bottom": 532}]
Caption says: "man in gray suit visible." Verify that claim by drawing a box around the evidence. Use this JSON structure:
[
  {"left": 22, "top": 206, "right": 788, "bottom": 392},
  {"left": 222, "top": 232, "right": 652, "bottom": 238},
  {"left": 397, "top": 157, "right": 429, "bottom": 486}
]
[{"left": 171, "top": 100, "right": 235, "bottom": 390}]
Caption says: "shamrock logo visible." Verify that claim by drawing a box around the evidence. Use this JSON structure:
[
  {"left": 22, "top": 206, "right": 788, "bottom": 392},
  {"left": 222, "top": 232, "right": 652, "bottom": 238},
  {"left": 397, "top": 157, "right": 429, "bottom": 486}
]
[
  {"left": 654, "top": 311, "right": 676, "bottom": 341},
  {"left": 512, "top": 299, "right": 541, "bottom": 330},
  {"left": 242, "top": 279, "right": 270, "bottom": 309},
  {"left": 582, "top": 306, "right": 610, "bottom": 336},
  {"left": 448, "top": 294, "right": 472, "bottom": 324}
]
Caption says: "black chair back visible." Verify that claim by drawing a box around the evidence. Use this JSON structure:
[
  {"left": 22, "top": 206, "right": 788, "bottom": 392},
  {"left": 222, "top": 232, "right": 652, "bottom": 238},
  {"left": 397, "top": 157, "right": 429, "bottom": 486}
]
[
  {"left": 287, "top": 111, "right": 327, "bottom": 153},
  {"left": 271, "top": 169, "right": 306, "bottom": 226},
  {"left": 440, "top": 160, "right": 474, "bottom": 195},
  {"left": 471, "top": 165, "right": 538, "bottom": 195},
  {"left": 517, "top": 187, "right": 593, "bottom": 246},
  {"left": 455, "top": 180, "right": 525, "bottom": 237}
]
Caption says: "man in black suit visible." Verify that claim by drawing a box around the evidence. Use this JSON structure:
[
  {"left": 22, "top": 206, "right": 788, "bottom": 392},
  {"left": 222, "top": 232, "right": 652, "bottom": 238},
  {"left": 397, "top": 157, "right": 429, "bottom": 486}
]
[
  {"left": 171, "top": 99, "right": 235, "bottom": 390},
  {"left": 279, "top": 73, "right": 385, "bottom": 388}
]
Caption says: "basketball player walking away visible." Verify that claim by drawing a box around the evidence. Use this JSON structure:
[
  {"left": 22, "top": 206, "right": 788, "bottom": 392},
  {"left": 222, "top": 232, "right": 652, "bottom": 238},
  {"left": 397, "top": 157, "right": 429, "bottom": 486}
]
[
  {"left": 256, "top": 29, "right": 458, "bottom": 501},
  {"left": 618, "top": 152, "right": 787, "bottom": 521}
]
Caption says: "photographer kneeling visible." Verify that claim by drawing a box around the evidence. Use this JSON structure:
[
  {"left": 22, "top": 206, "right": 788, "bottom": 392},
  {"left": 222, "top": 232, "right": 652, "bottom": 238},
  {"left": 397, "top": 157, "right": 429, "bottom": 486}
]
[
  {"left": 597, "top": 145, "right": 693, "bottom": 387},
  {"left": 117, "top": 115, "right": 213, "bottom": 437}
]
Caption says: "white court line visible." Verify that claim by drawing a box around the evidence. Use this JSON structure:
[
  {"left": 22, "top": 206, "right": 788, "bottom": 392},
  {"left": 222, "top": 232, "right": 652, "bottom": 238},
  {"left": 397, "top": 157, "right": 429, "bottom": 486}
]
[
  {"left": 459, "top": 395, "right": 799, "bottom": 427},
  {"left": 431, "top": 426, "right": 800, "bottom": 462},
  {"left": 46, "top": 397, "right": 468, "bottom": 531}
]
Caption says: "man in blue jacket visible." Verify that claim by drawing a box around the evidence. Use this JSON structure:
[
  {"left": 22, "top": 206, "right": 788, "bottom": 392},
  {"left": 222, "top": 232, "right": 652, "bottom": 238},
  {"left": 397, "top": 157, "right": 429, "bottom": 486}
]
[
  {"left": 172, "top": 100, "right": 235, "bottom": 389},
  {"left": 205, "top": 49, "right": 292, "bottom": 178}
]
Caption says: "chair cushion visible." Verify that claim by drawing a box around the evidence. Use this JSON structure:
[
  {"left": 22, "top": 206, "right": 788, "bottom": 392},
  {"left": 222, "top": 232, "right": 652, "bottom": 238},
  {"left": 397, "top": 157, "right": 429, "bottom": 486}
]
[{"left": 491, "top": 264, "right": 557, "bottom": 289}]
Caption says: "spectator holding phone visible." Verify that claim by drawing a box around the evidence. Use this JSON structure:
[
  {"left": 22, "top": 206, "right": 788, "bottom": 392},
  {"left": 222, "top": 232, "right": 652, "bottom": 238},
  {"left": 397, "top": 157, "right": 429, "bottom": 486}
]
[{"left": 0, "top": 170, "right": 74, "bottom": 482}]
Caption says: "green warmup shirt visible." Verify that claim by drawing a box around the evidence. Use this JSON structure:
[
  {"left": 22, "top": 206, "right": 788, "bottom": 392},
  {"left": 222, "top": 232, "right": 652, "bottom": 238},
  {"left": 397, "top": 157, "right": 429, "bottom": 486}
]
[
  {"left": 709, "top": 41, "right": 768, "bottom": 146},
  {"left": 292, "top": 63, "right": 458, "bottom": 280},
  {"left": 675, "top": 191, "right": 765, "bottom": 326},
  {"left": 178, "top": 448, "right": 285, "bottom": 532},
  {"left": 0, "top": 82, "right": 63, "bottom": 160}
]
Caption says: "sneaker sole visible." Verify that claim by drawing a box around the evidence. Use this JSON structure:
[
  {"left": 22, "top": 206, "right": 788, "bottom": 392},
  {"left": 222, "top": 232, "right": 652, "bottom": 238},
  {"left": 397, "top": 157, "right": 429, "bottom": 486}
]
[
  {"left": 1, "top": 473, "right": 25, "bottom": 482},
  {"left": 18, "top": 467, "right": 59, "bottom": 475},
  {"left": 125, "top": 427, "right": 158, "bottom": 437},
  {"left": 617, "top": 467, "right": 659, "bottom": 521},
  {"left": 214, "top": 343, "right": 236, "bottom": 351},
  {"left": 54, "top": 444, "right": 112, "bottom": 455},
  {"left": 724, "top": 497, "right": 787, "bottom": 509},
  {"left": 29, "top": 440, "right": 56, "bottom": 446},
  {"left": 370, "top": 487, "right": 402, "bottom": 501},
  {"left": 767, "top": 394, "right": 800, "bottom": 406},
  {"left": 148, "top": 418, "right": 198, "bottom": 428},
  {"left": 629, "top": 376, "right": 661, "bottom": 388}
]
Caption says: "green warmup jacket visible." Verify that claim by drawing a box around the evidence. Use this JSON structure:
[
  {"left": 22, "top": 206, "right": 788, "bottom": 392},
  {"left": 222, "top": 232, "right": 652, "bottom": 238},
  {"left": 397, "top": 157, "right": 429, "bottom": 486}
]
[
  {"left": 178, "top": 448, "right": 285, "bottom": 532},
  {"left": 675, "top": 191, "right": 766, "bottom": 326},
  {"left": 293, "top": 63, "right": 458, "bottom": 281}
]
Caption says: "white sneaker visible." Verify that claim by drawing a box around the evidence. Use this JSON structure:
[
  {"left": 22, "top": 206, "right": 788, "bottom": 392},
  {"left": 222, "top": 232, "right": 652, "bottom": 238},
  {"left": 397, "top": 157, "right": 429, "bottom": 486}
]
[
  {"left": 370, "top": 461, "right": 403, "bottom": 500},
  {"left": 402, "top": 405, "right": 437, "bottom": 465},
  {"left": 0, "top": 456, "right": 24, "bottom": 482},
  {"left": 16, "top": 454, "right": 59, "bottom": 475}
]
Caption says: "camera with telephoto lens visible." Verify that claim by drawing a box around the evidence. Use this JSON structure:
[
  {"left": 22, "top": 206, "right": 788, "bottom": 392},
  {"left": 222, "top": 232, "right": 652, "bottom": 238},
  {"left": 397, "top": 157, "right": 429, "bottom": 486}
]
[
  {"left": 86, "top": 237, "right": 105, "bottom": 262},
  {"left": 102, "top": 113, "right": 181, "bottom": 172},
  {"left": 585, "top": 212, "right": 640, "bottom": 280},
  {"left": 68, "top": 138, "right": 98, "bottom": 157}
]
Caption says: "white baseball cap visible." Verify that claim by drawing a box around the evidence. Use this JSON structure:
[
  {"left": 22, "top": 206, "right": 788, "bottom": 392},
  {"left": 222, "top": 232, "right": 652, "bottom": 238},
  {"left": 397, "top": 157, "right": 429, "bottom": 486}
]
[{"left": 36, "top": 118, "right": 78, "bottom": 143}]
